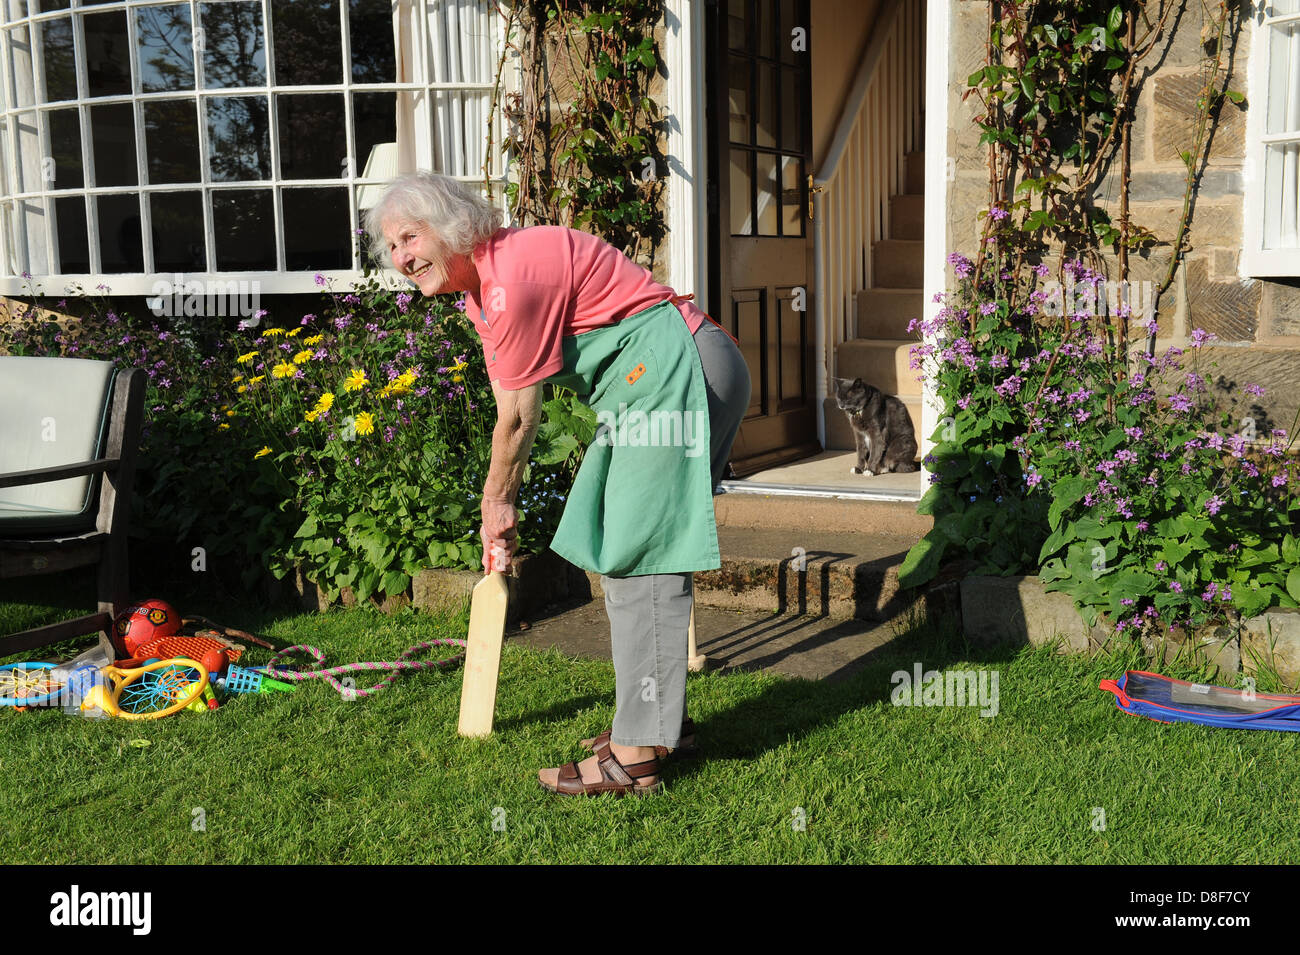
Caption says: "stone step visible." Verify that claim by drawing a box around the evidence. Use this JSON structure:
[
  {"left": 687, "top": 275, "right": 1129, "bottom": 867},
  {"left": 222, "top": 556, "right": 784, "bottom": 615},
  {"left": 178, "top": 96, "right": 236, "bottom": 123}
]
[
  {"left": 824, "top": 393, "right": 924, "bottom": 453},
  {"left": 872, "top": 239, "right": 924, "bottom": 288},
  {"left": 834, "top": 338, "right": 923, "bottom": 396},
  {"left": 889, "top": 193, "right": 925, "bottom": 240},
  {"left": 854, "top": 287, "right": 923, "bottom": 339},
  {"left": 713, "top": 492, "right": 931, "bottom": 536}
]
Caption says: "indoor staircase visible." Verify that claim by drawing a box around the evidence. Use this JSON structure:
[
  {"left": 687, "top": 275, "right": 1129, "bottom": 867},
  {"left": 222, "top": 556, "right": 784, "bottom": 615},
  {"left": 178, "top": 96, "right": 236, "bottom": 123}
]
[{"left": 825, "top": 148, "right": 926, "bottom": 456}]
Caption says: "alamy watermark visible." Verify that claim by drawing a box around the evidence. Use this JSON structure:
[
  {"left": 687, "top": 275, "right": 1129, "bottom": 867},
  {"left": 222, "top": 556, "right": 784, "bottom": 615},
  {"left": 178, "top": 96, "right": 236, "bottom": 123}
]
[
  {"left": 1040, "top": 278, "right": 1155, "bottom": 321},
  {"left": 891, "top": 663, "right": 1000, "bottom": 717},
  {"left": 146, "top": 275, "right": 261, "bottom": 319},
  {"left": 594, "top": 405, "right": 707, "bottom": 458}
]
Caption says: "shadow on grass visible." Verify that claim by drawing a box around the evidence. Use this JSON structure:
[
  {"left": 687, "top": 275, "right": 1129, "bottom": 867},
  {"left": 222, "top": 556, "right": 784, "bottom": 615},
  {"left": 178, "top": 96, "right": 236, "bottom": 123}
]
[{"left": 675, "top": 610, "right": 1026, "bottom": 773}]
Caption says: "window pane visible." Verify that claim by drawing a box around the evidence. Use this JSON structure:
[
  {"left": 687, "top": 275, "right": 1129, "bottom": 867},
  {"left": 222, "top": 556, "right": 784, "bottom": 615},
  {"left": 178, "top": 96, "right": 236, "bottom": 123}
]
[
  {"left": 3, "top": 0, "right": 29, "bottom": 17},
  {"left": 150, "top": 190, "right": 205, "bottom": 270},
  {"left": 272, "top": 0, "right": 342, "bottom": 86},
  {"left": 136, "top": 4, "right": 195, "bottom": 92},
  {"left": 354, "top": 90, "right": 396, "bottom": 175},
  {"left": 759, "top": 0, "right": 775, "bottom": 59},
  {"left": 39, "top": 0, "right": 70, "bottom": 12},
  {"left": 729, "top": 148, "right": 751, "bottom": 235},
  {"left": 756, "top": 151, "right": 778, "bottom": 235},
  {"left": 283, "top": 187, "right": 348, "bottom": 269},
  {"left": 40, "top": 17, "right": 76, "bottom": 103},
  {"left": 756, "top": 63, "right": 776, "bottom": 148},
  {"left": 55, "top": 195, "right": 89, "bottom": 271},
  {"left": 11, "top": 111, "right": 40, "bottom": 192},
  {"left": 1267, "top": 23, "right": 1299, "bottom": 136},
  {"left": 144, "top": 99, "right": 200, "bottom": 183},
  {"left": 780, "top": 154, "right": 802, "bottom": 236},
  {"left": 98, "top": 193, "right": 143, "bottom": 271},
  {"left": 277, "top": 93, "right": 345, "bottom": 179},
  {"left": 727, "top": 0, "right": 747, "bottom": 51},
  {"left": 5, "top": 26, "right": 36, "bottom": 108},
  {"left": 781, "top": 68, "right": 800, "bottom": 151},
  {"left": 91, "top": 103, "right": 136, "bottom": 186},
  {"left": 206, "top": 96, "right": 270, "bottom": 180},
  {"left": 780, "top": 0, "right": 799, "bottom": 65},
  {"left": 200, "top": 2, "right": 266, "bottom": 89},
  {"left": 85, "top": 11, "right": 131, "bottom": 97},
  {"left": 47, "top": 108, "right": 83, "bottom": 189},
  {"left": 213, "top": 189, "right": 275, "bottom": 269},
  {"left": 728, "top": 55, "right": 749, "bottom": 143},
  {"left": 349, "top": 0, "right": 395, "bottom": 82},
  {"left": 1263, "top": 143, "right": 1300, "bottom": 249}
]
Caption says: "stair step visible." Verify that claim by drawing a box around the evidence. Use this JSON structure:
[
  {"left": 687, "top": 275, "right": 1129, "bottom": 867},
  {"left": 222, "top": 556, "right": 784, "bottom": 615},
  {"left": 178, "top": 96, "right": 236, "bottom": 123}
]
[
  {"left": 855, "top": 287, "right": 924, "bottom": 339},
  {"left": 834, "top": 338, "right": 922, "bottom": 396},
  {"left": 714, "top": 492, "right": 931, "bottom": 535},
  {"left": 824, "top": 393, "right": 923, "bottom": 453},
  {"left": 873, "top": 239, "right": 924, "bottom": 288},
  {"left": 905, "top": 150, "right": 925, "bottom": 195},
  {"left": 694, "top": 526, "right": 930, "bottom": 621},
  {"left": 889, "top": 194, "right": 924, "bottom": 240}
]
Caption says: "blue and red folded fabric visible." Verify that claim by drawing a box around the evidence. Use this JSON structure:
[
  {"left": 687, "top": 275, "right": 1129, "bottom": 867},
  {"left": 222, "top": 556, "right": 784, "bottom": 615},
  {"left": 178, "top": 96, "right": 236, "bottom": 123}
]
[{"left": 1100, "top": 670, "right": 1300, "bottom": 732}]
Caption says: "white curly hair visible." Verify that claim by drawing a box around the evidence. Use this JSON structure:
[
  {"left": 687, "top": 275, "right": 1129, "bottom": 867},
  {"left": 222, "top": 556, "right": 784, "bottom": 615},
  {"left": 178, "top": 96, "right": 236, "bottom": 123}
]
[{"left": 363, "top": 171, "right": 504, "bottom": 270}]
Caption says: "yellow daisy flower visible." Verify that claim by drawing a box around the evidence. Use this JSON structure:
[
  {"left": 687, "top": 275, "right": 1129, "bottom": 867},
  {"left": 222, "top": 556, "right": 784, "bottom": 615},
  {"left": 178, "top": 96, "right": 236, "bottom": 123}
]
[
  {"left": 237, "top": 351, "right": 258, "bottom": 364},
  {"left": 226, "top": 409, "right": 235, "bottom": 417},
  {"left": 217, "top": 423, "right": 230, "bottom": 430},
  {"left": 304, "top": 334, "right": 324, "bottom": 346},
  {"left": 343, "top": 369, "right": 368, "bottom": 392},
  {"left": 451, "top": 374, "right": 463, "bottom": 383},
  {"left": 254, "top": 446, "right": 273, "bottom": 459},
  {"left": 354, "top": 411, "right": 376, "bottom": 436},
  {"left": 264, "top": 328, "right": 286, "bottom": 337},
  {"left": 448, "top": 359, "right": 469, "bottom": 373},
  {"left": 315, "top": 392, "right": 335, "bottom": 412},
  {"left": 231, "top": 374, "right": 244, "bottom": 383},
  {"left": 305, "top": 409, "right": 320, "bottom": 422},
  {"left": 286, "top": 327, "right": 303, "bottom": 338},
  {"left": 249, "top": 375, "right": 265, "bottom": 385},
  {"left": 237, "top": 385, "right": 248, "bottom": 393},
  {"left": 272, "top": 361, "right": 297, "bottom": 379},
  {"left": 293, "top": 349, "right": 313, "bottom": 365}
]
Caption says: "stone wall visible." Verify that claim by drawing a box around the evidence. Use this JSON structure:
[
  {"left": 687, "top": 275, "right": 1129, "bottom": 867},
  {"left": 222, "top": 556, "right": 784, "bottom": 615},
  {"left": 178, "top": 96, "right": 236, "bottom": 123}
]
[{"left": 946, "top": 2, "right": 1300, "bottom": 436}]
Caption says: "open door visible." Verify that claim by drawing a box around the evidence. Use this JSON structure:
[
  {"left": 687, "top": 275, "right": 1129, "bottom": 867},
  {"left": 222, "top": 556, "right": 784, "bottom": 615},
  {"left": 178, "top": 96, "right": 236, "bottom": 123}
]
[{"left": 706, "top": 0, "right": 819, "bottom": 477}]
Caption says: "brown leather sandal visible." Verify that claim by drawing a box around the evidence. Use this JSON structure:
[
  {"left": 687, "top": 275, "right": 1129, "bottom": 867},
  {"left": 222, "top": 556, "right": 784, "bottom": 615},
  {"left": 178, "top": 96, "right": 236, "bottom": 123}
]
[
  {"left": 539, "top": 738, "right": 662, "bottom": 797},
  {"left": 580, "top": 717, "right": 698, "bottom": 758}
]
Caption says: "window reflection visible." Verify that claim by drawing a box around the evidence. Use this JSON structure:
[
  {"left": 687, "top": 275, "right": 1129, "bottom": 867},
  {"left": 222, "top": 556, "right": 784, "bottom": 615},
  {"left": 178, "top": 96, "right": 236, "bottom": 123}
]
[
  {"left": 272, "top": 0, "right": 342, "bottom": 86},
  {"left": 276, "top": 93, "right": 346, "bottom": 179},
  {"left": 85, "top": 10, "right": 131, "bottom": 97},
  {"left": 206, "top": 96, "right": 270, "bottom": 180},
  {"left": 200, "top": 1, "right": 266, "bottom": 89},
  {"left": 40, "top": 17, "right": 76, "bottom": 103},
  {"left": 136, "top": 4, "right": 195, "bottom": 92},
  {"left": 145, "top": 99, "right": 200, "bottom": 183}
]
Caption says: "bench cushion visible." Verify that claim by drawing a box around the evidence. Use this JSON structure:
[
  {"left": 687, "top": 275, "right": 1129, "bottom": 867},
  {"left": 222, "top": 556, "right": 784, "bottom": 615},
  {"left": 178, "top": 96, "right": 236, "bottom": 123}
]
[{"left": 0, "top": 356, "right": 116, "bottom": 535}]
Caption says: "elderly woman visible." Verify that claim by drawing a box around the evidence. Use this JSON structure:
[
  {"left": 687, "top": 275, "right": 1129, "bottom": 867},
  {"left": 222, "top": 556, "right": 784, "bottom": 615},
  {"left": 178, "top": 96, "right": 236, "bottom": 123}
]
[{"left": 366, "top": 172, "right": 750, "bottom": 796}]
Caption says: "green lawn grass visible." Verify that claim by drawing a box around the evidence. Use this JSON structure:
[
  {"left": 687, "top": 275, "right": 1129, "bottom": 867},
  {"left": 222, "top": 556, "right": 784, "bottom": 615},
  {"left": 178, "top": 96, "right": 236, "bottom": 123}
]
[{"left": 2, "top": 570, "right": 1296, "bottom": 864}]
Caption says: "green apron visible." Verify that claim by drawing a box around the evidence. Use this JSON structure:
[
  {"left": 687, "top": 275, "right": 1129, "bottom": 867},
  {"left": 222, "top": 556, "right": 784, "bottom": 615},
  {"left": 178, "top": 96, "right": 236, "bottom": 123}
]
[{"left": 542, "top": 300, "right": 719, "bottom": 577}]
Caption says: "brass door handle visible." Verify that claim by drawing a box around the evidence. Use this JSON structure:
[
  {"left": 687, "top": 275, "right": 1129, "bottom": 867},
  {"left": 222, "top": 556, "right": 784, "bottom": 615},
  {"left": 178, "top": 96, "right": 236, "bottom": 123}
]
[{"left": 807, "top": 174, "right": 825, "bottom": 220}]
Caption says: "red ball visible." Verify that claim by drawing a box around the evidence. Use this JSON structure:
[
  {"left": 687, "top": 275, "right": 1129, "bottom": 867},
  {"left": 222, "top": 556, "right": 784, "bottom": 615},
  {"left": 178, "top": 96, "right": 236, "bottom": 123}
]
[
  {"left": 200, "top": 647, "right": 228, "bottom": 675},
  {"left": 113, "top": 598, "right": 182, "bottom": 656}
]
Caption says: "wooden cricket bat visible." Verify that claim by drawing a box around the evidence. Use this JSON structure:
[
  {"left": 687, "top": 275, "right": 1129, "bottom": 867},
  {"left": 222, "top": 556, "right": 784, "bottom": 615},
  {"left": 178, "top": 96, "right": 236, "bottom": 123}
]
[{"left": 457, "top": 551, "right": 510, "bottom": 737}]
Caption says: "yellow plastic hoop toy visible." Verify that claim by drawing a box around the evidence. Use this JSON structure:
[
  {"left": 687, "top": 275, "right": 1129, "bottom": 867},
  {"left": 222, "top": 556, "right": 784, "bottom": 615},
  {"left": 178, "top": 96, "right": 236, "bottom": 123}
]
[{"left": 81, "top": 658, "right": 210, "bottom": 720}]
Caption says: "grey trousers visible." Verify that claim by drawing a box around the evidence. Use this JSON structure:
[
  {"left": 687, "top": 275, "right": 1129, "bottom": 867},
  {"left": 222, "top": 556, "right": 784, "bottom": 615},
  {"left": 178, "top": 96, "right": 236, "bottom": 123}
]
[{"left": 601, "top": 319, "right": 751, "bottom": 748}]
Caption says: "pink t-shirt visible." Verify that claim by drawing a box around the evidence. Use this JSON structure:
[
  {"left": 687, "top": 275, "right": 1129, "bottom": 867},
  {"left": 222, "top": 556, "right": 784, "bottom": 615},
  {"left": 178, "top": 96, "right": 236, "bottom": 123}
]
[{"left": 465, "top": 225, "right": 708, "bottom": 389}]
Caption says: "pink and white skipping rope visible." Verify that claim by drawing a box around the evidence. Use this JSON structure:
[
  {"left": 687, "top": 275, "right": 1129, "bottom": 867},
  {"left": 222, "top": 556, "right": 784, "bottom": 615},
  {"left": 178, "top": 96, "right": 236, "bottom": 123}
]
[{"left": 258, "top": 640, "right": 468, "bottom": 699}]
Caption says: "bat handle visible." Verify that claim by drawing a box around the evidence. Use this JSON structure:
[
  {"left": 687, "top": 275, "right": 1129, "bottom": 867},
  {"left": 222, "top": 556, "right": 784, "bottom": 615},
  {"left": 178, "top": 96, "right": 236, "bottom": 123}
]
[{"left": 487, "top": 544, "right": 510, "bottom": 574}]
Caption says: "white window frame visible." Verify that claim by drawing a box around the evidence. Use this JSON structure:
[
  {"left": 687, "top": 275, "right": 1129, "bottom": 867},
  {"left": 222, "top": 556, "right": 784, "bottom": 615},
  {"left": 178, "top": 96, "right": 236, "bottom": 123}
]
[
  {"left": 0, "top": 0, "right": 513, "bottom": 296},
  {"left": 1242, "top": 0, "right": 1300, "bottom": 277}
]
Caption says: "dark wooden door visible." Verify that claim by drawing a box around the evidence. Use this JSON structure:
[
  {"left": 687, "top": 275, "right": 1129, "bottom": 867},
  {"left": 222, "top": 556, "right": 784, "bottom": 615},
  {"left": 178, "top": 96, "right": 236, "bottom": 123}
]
[{"left": 706, "top": 0, "right": 819, "bottom": 477}]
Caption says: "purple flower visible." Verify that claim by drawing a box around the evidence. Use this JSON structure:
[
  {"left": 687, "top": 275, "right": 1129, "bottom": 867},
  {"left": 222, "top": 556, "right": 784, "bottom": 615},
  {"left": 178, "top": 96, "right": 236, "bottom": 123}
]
[
  {"left": 1190, "top": 328, "right": 1213, "bottom": 348},
  {"left": 1170, "top": 581, "right": 1183, "bottom": 594},
  {"left": 1155, "top": 561, "right": 1167, "bottom": 572},
  {"left": 1136, "top": 521, "right": 1149, "bottom": 532},
  {"left": 396, "top": 293, "right": 412, "bottom": 314},
  {"left": 1168, "top": 393, "right": 1193, "bottom": 413},
  {"left": 979, "top": 301, "right": 998, "bottom": 316},
  {"left": 1026, "top": 472, "right": 1042, "bottom": 488},
  {"left": 988, "top": 206, "right": 1009, "bottom": 221},
  {"left": 1245, "top": 383, "right": 1265, "bottom": 397},
  {"left": 314, "top": 273, "right": 327, "bottom": 287},
  {"left": 1206, "top": 495, "right": 1224, "bottom": 515},
  {"left": 947, "top": 253, "right": 973, "bottom": 278}
]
